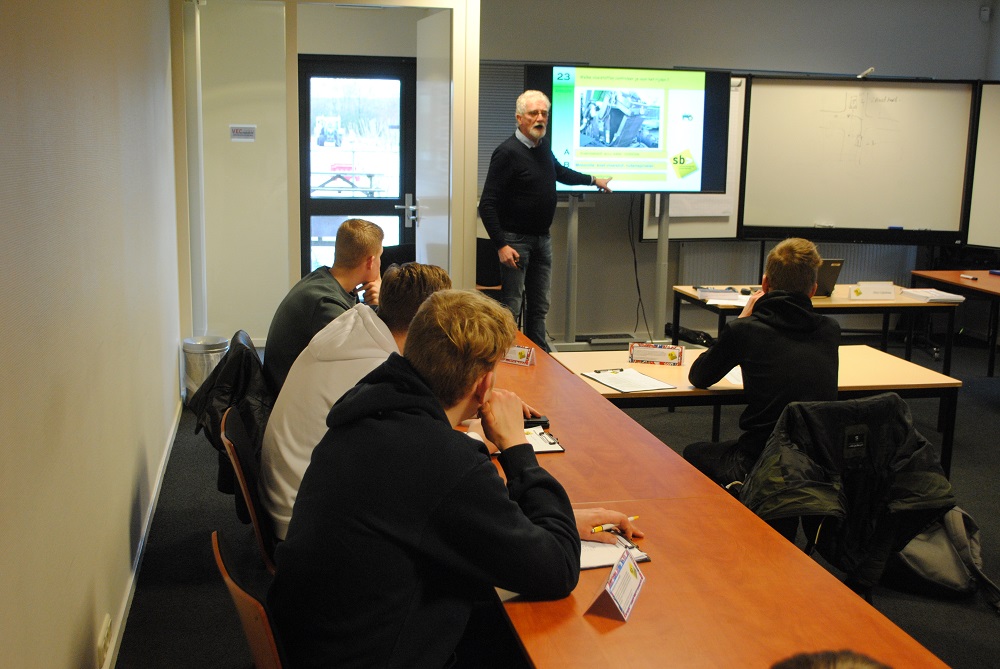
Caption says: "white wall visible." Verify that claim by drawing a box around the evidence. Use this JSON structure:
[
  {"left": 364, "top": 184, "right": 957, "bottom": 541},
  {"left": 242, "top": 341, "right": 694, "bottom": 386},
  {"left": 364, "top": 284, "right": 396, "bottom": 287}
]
[
  {"left": 298, "top": 4, "right": 427, "bottom": 56},
  {"left": 200, "top": 1, "right": 290, "bottom": 340},
  {"left": 0, "top": 1, "right": 181, "bottom": 667},
  {"left": 478, "top": 0, "right": 996, "bottom": 339},
  {"left": 482, "top": 0, "right": 992, "bottom": 78}
]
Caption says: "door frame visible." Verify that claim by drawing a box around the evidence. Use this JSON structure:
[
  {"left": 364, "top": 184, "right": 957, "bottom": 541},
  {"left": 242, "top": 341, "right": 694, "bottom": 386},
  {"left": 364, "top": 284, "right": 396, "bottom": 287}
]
[
  {"left": 284, "top": 0, "right": 480, "bottom": 288},
  {"left": 297, "top": 54, "right": 417, "bottom": 275}
]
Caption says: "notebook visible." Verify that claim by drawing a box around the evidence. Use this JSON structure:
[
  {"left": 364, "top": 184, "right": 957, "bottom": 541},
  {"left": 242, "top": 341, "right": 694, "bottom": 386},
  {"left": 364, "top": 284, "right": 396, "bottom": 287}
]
[{"left": 814, "top": 258, "right": 844, "bottom": 298}]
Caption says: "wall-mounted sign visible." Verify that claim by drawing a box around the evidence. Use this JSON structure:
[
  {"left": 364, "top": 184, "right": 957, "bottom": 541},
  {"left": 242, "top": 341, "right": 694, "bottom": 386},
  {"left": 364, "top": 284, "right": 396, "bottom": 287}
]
[{"left": 229, "top": 125, "right": 256, "bottom": 142}]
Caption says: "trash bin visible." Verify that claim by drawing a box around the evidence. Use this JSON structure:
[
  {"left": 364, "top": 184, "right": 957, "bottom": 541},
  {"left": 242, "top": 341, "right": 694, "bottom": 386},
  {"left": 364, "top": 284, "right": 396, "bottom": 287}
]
[{"left": 182, "top": 335, "right": 229, "bottom": 401}]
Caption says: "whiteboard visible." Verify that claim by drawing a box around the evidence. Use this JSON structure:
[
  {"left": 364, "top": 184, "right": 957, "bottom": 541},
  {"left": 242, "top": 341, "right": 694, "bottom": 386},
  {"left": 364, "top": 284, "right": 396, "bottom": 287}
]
[
  {"left": 968, "top": 83, "right": 1000, "bottom": 248},
  {"left": 742, "top": 78, "right": 972, "bottom": 235},
  {"left": 643, "top": 76, "right": 746, "bottom": 240}
]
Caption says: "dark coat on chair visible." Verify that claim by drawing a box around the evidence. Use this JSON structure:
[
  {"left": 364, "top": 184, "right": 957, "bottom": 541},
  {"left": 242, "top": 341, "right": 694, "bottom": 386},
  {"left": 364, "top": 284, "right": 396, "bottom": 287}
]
[
  {"left": 188, "top": 330, "right": 274, "bottom": 518},
  {"left": 740, "top": 392, "right": 956, "bottom": 591}
]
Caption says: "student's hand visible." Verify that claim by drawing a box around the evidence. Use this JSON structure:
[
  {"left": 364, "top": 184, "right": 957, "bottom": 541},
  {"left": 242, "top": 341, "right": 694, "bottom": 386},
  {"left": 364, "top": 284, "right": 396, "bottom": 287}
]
[
  {"left": 498, "top": 245, "right": 520, "bottom": 269},
  {"left": 738, "top": 289, "right": 764, "bottom": 318},
  {"left": 479, "top": 388, "right": 528, "bottom": 451},
  {"left": 574, "top": 507, "right": 644, "bottom": 545},
  {"left": 462, "top": 418, "right": 499, "bottom": 455},
  {"left": 594, "top": 177, "right": 613, "bottom": 193},
  {"left": 360, "top": 278, "right": 381, "bottom": 306},
  {"left": 521, "top": 400, "right": 541, "bottom": 418}
]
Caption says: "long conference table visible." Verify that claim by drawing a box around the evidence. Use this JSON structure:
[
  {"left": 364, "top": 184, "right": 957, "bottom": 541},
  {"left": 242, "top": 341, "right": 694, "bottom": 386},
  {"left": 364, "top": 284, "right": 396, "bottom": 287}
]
[
  {"left": 493, "top": 334, "right": 949, "bottom": 668},
  {"left": 552, "top": 344, "right": 961, "bottom": 476},
  {"left": 672, "top": 284, "right": 959, "bottom": 375}
]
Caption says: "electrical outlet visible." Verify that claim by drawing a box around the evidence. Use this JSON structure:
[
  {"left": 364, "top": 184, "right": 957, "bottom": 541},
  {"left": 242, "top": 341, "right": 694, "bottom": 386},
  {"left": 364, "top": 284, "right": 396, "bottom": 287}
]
[
  {"left": 981, "top": 5, "right": 992, "bottom": 22},
  {"left": 96, "top": 613, "right": 112, "bottom": 668}
]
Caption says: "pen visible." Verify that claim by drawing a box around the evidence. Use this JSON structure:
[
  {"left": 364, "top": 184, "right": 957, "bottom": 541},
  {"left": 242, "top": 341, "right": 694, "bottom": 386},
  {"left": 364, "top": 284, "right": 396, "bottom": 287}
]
[
  {"left": 591, "top": 516, "right": 639, "bottom": 533},
  {"left": 594, "top": 368, "right": 624, "bottom": 373},
  {"left": 960, "top": 274, "right": 978, "bottom": 281}
]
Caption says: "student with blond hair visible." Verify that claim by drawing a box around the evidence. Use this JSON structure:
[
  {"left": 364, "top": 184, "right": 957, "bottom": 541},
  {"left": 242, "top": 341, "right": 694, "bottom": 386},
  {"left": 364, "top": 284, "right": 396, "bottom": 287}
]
[
  {"left": 684, "top": 238, "right": 841, "bottom": 488},
  {"left": 268, "top": 290, "right": 582, "bottom": 668},
  {"left": 261, "top": 262, "right": 452, "bottom": 540},
  {"left": 263, "top": 217, "right": 384, "bottom": 395}
]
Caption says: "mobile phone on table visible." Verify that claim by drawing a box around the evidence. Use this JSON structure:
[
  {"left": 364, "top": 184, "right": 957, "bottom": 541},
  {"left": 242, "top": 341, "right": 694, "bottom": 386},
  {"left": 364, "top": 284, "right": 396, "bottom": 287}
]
[{"left": 524, "top": 415, "right": 549, "bottom": 429}]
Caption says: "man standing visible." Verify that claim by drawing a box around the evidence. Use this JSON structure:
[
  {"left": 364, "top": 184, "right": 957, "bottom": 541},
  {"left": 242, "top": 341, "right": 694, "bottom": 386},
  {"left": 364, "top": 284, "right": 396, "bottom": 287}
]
[
  {"left": 262, "top": 218, "right": 383, "bottom": 396},
  {"left": 479, "top": 90, "right": 612, "bottom": 351},
  {"left": 268, "top": 290, "right": 581, "bottom": 668},
  {"left": 683, "top": 238, "right": 841, "bottom": 488}
]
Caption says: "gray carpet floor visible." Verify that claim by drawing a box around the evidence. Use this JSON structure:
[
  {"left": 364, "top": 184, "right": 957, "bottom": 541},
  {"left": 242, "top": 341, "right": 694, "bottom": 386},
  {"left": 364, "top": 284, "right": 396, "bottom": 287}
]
[{"left": 116, "top": 338, "right": 1000, "bottom": 668}]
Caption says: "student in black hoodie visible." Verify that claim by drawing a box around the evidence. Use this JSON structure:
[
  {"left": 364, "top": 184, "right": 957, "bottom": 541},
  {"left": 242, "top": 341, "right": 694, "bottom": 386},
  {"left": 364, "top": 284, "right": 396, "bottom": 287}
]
[
  {"left": 684, "top": 238, "right": 841, "bottom": 489},
  {"left": 268, "top": 289, "right": 582, "bottom": 669}
]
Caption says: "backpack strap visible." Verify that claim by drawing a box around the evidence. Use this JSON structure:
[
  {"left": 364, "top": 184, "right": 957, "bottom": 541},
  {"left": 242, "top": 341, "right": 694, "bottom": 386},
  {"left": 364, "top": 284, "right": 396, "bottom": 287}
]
[{"left": 946, "top": 507, "right": 1000, "bottom": 613}]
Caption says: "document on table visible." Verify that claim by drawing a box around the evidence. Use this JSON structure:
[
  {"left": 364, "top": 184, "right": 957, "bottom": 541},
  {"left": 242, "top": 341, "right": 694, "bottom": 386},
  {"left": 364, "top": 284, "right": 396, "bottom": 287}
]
[
  {"left": 582, "top": 368, "right": 675, "bottom": 392},
  {"left": 724, "top": 366, "right": 744, "bottom": 385},
  {"left": 580, "top": 534, "right": 649, "bottom": 570},
  {"left": 707, "top": 295, "right": 750, "bottom": 307},
  {"left": 523, "top": 426, "right": 564, "bottom": 453}
]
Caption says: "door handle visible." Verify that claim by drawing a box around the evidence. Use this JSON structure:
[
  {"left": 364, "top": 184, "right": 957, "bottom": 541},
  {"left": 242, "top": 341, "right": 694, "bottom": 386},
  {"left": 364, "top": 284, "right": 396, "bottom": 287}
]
[{"left": 394, "top": 193, "right": 418, "bottom": 228}]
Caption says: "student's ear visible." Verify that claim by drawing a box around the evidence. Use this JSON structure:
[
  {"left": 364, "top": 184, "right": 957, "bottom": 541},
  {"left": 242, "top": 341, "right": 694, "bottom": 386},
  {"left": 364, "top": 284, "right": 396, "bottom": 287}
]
[
  {"left": 807, "top": 282, "right": 818, "bottom": 298},
  {"left": 472, "top": 371, "right": 494, "bottom": 407},
  {"left": 761, "top": 275, "right": 771, "bottom": 293}
]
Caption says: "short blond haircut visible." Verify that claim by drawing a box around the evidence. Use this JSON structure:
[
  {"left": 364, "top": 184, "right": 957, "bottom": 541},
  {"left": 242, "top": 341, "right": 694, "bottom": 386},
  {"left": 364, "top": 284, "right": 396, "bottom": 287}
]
[
  {"left": 333, "top": 218, "right": 384, "bottom": 269},
  {"left": 377, "top": 263, "right": 452, "bottom": 333},
  {"left": 516, "top": 90, "right": 551, "bottom": 115},
  {"left": 764, "top": 237, "right": 822, "bottom": 295},
  {"left": 404, "top": 290, "right": 517, "bottom": 408}
]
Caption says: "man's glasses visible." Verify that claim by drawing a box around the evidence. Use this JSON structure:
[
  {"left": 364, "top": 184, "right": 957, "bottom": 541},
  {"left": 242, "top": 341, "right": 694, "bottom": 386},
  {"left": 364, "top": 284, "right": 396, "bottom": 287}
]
[{"left": 522, "top": 109, "right": 549, "bottom": 119}]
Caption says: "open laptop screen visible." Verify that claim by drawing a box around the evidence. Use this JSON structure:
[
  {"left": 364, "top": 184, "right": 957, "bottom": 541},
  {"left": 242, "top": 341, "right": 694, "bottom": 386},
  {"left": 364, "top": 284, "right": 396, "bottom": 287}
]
[{"left": 814, "top": 259, "right": 844, "bottom": 298}]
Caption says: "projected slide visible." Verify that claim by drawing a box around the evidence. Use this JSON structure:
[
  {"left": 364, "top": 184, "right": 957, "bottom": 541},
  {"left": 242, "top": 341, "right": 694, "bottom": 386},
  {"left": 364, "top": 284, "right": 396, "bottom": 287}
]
[{"left": 551, "top": 67, "right": 710, "bottom": 192}]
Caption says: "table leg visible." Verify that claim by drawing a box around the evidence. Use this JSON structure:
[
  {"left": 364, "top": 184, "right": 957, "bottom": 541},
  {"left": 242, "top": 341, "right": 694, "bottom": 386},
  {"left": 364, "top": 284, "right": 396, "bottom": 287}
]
[
  {"left": 937, "top": 388, "right": 957, "bottom": 478},
  {"left": 881, "top": 313, "right": 891, "bottom": 353},
  {"left": 712, "top": 404, "right": 721, "bottom": 442},
  {"left": 943, "top": 310, "right": 954, "bottom": 377},
  {"left": 671, "top": 294, "right": 681, "bottom": 345},
  {"left": 989, "top": 301, "right": 998, "bottom": 378}
]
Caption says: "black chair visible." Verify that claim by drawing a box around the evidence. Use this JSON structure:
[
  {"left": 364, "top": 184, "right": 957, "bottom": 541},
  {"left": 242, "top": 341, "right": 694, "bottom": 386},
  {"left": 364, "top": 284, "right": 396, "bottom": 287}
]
[
  {"left": 221, "top": 406, "right": 279, "bottom": 574},
  {"left": 475, "top": 237, "right": 502, "bottom": 298},
  {"left": 740, "top": 392, "right": 955, "bottom": 600},
  {"left": 380, "top": 243, "right": 416, "bottom": 275},
  {"left": 212, "top": 530, "right": 286, "bottom": 669}
]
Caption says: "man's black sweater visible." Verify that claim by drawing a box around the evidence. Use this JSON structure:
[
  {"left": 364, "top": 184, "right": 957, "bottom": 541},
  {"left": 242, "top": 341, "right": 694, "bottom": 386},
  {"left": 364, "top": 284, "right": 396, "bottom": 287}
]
[{"left": 479, "top": 134, "right": 592, "bottom": 249}]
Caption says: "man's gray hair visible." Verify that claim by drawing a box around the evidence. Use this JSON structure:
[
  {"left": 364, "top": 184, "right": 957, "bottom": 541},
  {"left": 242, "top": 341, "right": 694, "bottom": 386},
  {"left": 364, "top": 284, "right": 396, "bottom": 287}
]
[{"left": 516, "top": 90, "right": 551, "bottom": 115}]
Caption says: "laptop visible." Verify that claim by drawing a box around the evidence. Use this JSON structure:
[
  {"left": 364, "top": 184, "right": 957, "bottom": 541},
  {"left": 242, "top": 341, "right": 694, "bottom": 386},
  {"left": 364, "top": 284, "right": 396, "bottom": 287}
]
[{"left": 814, "top": 258, "right": 844, "bottom": 298}]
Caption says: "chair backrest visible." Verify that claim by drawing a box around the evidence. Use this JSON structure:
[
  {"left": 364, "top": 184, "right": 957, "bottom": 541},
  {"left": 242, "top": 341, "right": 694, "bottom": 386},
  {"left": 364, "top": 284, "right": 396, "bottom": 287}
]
[
  {"left": 380, "top": 243, "right": 416, "bottom": 275},
  {"left": 475, "top": 237, "right": 502, "bottom": 290},
  {"left": 221, "top": 406, "right": 278, "bottom": 574},
  {"left": 211, "top": 531, "right": 285, "bottom": 669}
]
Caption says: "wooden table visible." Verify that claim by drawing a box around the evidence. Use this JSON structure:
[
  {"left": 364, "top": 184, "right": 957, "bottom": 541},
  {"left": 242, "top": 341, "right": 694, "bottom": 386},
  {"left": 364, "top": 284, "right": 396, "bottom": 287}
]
[
  {"left": 672, "top": 284, "right": 959, "bottom": 374},
  {"left": 551, "top": 345, "right": 961, "bottom": 475},
  {"left": 501, "top": 498, "right": 947, "bottom": 669},
  {"left": 495, "top": 335, "right": 721, "bottom": 502},
  {"left": 912, "top": 269, "right": 1000, "bottom": 376},
  {"left": 495, "top": 336, "right": 948, "bottom": 668}
]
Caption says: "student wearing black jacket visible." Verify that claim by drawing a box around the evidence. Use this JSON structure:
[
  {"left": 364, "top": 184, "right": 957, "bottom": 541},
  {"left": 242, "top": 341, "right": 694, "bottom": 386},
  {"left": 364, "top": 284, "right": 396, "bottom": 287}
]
[
  {"left": 268, "top": 290, "right": 582, "bottom": 669},
  {"left": 684, "top": 238, "right": 841, "bottom": 488}
]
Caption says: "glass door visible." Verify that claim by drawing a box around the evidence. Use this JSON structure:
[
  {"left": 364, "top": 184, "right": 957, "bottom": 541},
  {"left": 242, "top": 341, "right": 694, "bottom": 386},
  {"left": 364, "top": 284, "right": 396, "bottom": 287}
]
[{"left": 298, "top": 55, "right": 416, "bottom": 274}]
